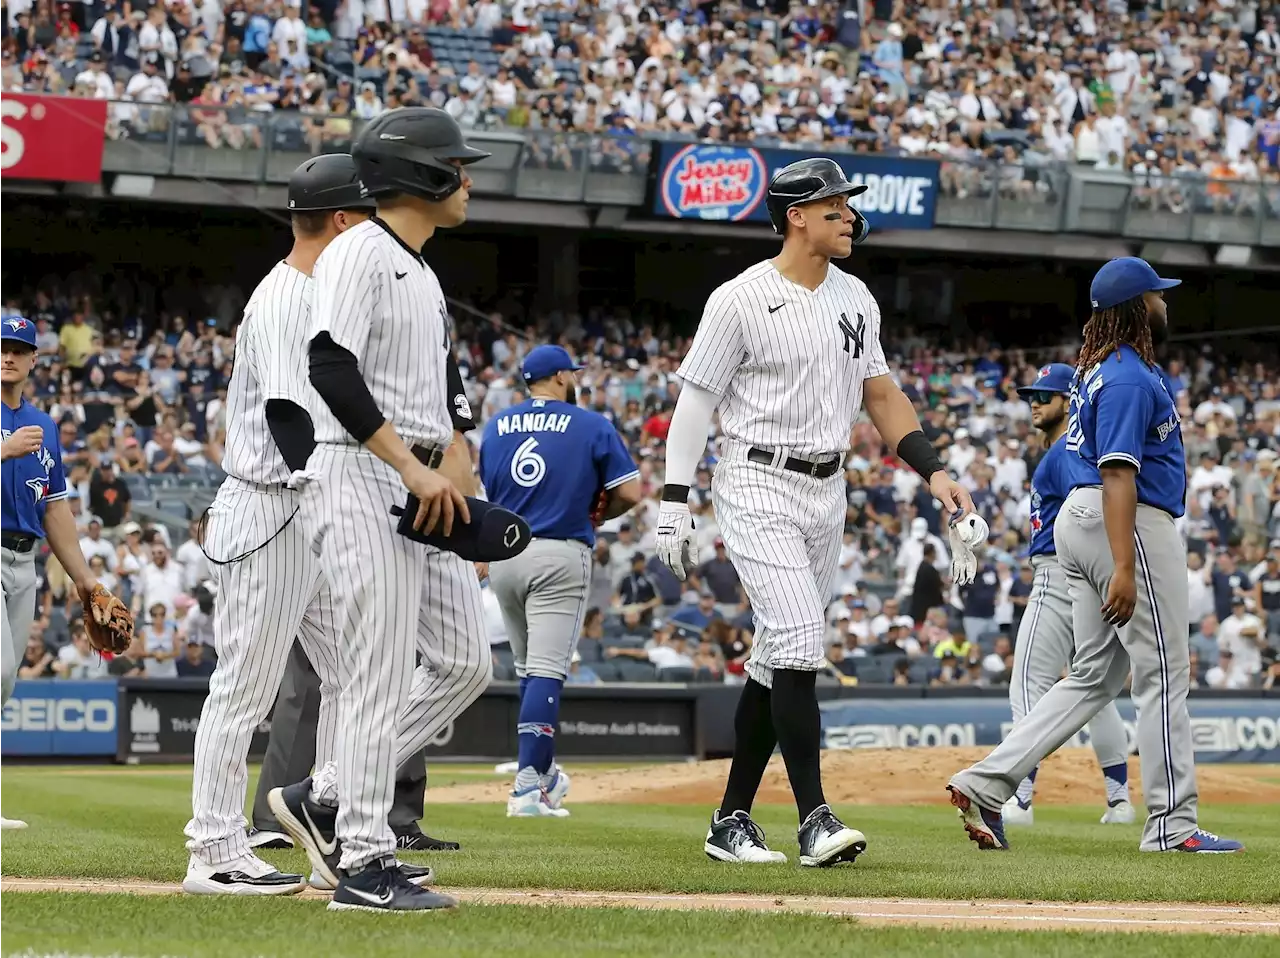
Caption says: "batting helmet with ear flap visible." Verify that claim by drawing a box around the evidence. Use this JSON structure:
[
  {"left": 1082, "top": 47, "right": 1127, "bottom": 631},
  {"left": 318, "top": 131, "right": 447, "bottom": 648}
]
[
  {"left": 766, "top": 157, "right": 871, "bottom": 243},
  {"left": 352, "top": 107, "right": 491, "bottom": 203}
]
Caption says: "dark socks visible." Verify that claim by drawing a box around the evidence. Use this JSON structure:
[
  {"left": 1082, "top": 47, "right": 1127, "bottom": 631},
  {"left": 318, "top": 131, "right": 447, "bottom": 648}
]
[
  {"left": 718, "top": 679, "right": 777, "bottom": 816},
  {"left": 770, "top": 668, "right": 826, "bottom": 822}
]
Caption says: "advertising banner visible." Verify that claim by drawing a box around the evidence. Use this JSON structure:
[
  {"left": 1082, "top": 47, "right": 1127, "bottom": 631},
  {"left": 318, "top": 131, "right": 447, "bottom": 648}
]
[
  {"left": 653, "top": 142, "right": 939, "bottom": 230},
  {"left": 1, "top": 680, "right": 119, "bottom": 756},
  {"left": 819, "top": 696, "right": 1280, "bottom": 763},
  {"left": 1, "top": 94, "right": 108, "bottom": 183},
  {"left": 117, "top": 682, "right": 271, "bottom": 762}
]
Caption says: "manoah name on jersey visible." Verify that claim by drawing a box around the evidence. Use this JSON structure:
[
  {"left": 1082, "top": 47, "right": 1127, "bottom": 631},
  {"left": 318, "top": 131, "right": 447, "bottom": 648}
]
[
  {"left": 494, "top": 411, "right": 574, "bottom": 437},
  {"left": 1063, "top": 346, "right": 1186, "bottom": 518}
]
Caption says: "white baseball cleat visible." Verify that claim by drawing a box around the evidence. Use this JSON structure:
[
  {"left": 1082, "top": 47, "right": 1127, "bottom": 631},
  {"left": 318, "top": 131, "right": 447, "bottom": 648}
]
[
  {"left": 182, "top": 854, "right": 306, "bottom": 896},
  {"left": 542, "top": 766, "right": 571, "bottom": 811},
  {"left": 1100, "top": 800, "right": 1136, "bottom": 824},
  {"left": 1, "top": 816, "right": 28, "bottom": 830},
  {"left": 1001, "top": 797, "right": 1034, "bottom": 826},
  {"left": 704, "top": 810, "right": 788, "bottom": 863},
  {"left": 507, "top": 785, "right": 570, "bottom": 818}
]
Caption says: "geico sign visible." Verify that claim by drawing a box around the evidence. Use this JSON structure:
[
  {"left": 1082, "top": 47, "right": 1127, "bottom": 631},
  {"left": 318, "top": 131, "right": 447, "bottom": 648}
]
[
  {"left": 824, "top": 722, "right": 976, "bottom": 749},
  {"left": 0, "top": 697, "right": 117, "bottom": 732}
]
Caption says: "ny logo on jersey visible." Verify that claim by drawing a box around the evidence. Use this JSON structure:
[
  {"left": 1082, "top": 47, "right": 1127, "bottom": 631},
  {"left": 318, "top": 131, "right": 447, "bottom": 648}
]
[{"left": 837, "top": 312, "right": 865, "bottom": 357}]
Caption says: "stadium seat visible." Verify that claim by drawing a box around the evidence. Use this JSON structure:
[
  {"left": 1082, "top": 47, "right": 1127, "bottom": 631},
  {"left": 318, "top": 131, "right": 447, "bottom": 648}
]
[
  {"left": 591, "top": 660, "right": 622, "bottom": 682},
  {"left": 576, "top": 638, "right": 603, "bottom": 663},
  {"left": 614, "top": 659, "right": 657, "bottom": 683},
  {"left": 657, "top": 666, "right": 694, "bottom": 683}
]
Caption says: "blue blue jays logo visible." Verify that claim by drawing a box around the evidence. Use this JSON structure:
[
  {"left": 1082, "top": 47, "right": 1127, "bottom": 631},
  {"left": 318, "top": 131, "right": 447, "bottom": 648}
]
[
  {"left": 660, "top": 145, "right": 768, "bottom": 222},
  {"left": 25, "top": 476, "right": 48, "bottom": 504},
  {"left": 4, "top": 317, "right": 31, "bottom": 333}
]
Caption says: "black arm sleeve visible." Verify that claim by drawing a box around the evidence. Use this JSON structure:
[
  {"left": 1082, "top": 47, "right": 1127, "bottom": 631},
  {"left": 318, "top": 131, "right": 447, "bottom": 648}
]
[
  {"left": 896, "top": 430, "right": 947, "bottom": 481},
  {"left": 308, "top": 332, "right": 386, "bottom": 444},
  {"left": 264, "top": 399, "right": 316, "bottom": 474},
  {"left": 445, "top": 353, "right": 476, "bottom": 434}
]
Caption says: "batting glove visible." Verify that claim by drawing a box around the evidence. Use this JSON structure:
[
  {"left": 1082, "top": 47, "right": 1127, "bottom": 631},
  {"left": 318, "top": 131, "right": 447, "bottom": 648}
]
[
  {"left": 947, "top": 511, "right": 989, "bottom": 587},
  {"left": 655, "top": 500, "right": 696, "bottom": 580}
]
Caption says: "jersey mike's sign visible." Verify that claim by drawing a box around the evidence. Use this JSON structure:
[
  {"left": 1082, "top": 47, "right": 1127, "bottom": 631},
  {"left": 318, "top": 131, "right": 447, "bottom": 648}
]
[
  {"left": 654, "top": 142, "right": 939, "bottom": 231},
  {"left": 1, "top": 94, "right": 108, "bottom": 184}
]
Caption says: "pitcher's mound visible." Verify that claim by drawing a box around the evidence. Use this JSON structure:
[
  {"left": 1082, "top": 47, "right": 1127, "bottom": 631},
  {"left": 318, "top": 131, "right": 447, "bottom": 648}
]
[{"left": 428, "top": 748, "right": 1280, "bottom": 807}]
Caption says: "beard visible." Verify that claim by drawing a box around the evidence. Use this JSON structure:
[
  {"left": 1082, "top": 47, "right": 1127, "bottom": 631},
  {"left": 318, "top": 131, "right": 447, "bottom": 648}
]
[
  {"left": 1038, "top": 409, "right": 1066, "bottom": 434},
  {"left": 564, "top": 385, "right": 578, "bottom": 406},
  {"left": 1150, "top": 319, "right": 1169, "bottom": 347}
]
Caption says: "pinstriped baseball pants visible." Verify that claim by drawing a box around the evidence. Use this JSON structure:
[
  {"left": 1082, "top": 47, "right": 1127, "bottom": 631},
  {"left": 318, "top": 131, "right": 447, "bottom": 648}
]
[
  {"left": 185, "top": 478, "right": 343, "bottom": 867},
  {"left": 711, "top": 450, "right": 846, "bottom": 687},
  {"left": 301, "top": 445, "right": 490, "bottom": 871}
]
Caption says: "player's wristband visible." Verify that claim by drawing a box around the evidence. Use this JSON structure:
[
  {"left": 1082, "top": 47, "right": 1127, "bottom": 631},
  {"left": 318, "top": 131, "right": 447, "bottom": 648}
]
[
  {"left": 662, "top": 484, "right": 690, "bottom": 504},
  {"left": 897, "top": 430, "right": 946, "bottom": 481}
]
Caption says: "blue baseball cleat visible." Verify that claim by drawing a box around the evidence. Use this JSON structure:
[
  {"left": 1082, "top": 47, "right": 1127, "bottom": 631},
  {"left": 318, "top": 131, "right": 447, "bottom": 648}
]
[
  {"left": 947, "top": 784, "right": 1009, "bottom": 851},
  {"left": 1171, "top": 830, "right": 1244, "bottom": 854}
]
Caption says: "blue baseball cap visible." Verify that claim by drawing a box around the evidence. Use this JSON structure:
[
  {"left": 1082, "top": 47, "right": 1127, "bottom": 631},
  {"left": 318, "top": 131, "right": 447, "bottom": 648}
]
[
  {"left": 1017, "top": 362, "right": 1075, "bottom": 398},
  {"left": 521, "top": 344, "right": 583, "bottom": 383},
  {"left": 1, "top": 316, "right": 37, "bottom": 349},
  {"left": 1089, "top": 257, "right": 1180, "bottom": 310}
]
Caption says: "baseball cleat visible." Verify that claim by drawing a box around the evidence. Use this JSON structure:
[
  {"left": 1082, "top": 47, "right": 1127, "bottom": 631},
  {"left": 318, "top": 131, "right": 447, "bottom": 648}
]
[
  {"left": 797, "top": 804, "right": 867, "bottom": 867},
  {"left": 948, "top": 784, "right": 1009, "bottom": 850},
  {"left": 1170, "top": 829, "right": 1244, "bottom": 854},
  {"left": 327, "top": 860, "right": 458, "bottom": 913},
  {"left": 507, "top": 784, "right": 570, "bottom": 817},
  {"left": 247, "top": 827, "right": 294, "bottom": 849},
  {"left": 394, "top": 825, "right": 461, "bottom": 852},
  {"left": 704, "top": 809, "right": 788, "bottom": 863},
  {"left": 1001, "top": 797, "right": 1034, "bottom": 827},
  {"left": 0, "top": 816, "right": 28, "bottom": 830},
  {"left": 542, "top": 765, "right": 571, "bottom": 811},
  {"left": 182, "top": 853, "right": 306, "bottom": 896},
  {"left": 1100, "top": 799, "right": 1136, "bottom": 825},
  {"left": 310, "top": 860, "right": 435, "bottom": 891},
  {"left": 268, "top": 777, "right": 342, "bottom": 889}
]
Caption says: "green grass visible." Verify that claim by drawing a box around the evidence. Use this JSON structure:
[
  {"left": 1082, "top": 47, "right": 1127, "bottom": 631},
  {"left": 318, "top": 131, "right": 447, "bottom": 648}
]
[
  {"left": 5, "top": 894, "right": 1278, "bottom": 958},
  {"left": 2, "top": 765, "right": 1277, "bottom": 905}
]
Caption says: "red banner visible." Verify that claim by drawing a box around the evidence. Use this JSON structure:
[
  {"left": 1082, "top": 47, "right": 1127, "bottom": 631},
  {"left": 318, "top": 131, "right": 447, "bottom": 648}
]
[{"left": 1, "top": 94, "right": 108, "bottom": 184}]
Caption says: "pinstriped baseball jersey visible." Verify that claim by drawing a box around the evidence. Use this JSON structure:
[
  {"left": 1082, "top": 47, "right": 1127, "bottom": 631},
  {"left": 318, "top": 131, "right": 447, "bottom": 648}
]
[
  {"left": 677, "top": 260, "right": 890, "bottom": 456},
  {"left": 309, "top": 217, "right": 452, "bottom": 448},
  {"left": 222, "top": 262, "right": 313, "bottom": 485}
]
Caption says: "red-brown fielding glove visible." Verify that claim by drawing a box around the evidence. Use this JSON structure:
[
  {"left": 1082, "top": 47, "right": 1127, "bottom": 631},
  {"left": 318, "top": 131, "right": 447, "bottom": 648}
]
[
  {"left": 590, "top": 489, "right": 609, "bottom": 526},
  {"left": 83, "top": 584, "right": 134, "bottom": 654}
]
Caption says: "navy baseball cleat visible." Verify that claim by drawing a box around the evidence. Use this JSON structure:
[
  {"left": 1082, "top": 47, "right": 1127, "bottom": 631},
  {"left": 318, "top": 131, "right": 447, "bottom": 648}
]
[
  {"left": 948, "top": 784, "right": 1009, "bottom": 850},
  {"left": 1170, "top": 830, "right": 1244, "bottom": 854},
  {"left": 327, "top": 860, "right": 458, "bottom": 913},
  {"left": 246, "top": 827, "right": 294, "bottom": 850},
  {"left": 267, "top": 778, "right": 342, "bottom": 889},
  {"left": 797, "top": 804, "right": 867, "bottom": 867},
  {"left": 395, "top": 824, "right": 461, "bottom": 852},
  {"left": 310, "top": 860, "right": 435, "bottom": 891}
]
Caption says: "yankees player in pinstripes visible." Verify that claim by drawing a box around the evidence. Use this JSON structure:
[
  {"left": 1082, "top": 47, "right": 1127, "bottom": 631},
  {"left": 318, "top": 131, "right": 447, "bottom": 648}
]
[
  {"left": 479, "top": 344, "right": 641, "bottom": 817},
  {"left": 267, "top": 108, "right": 492, "bottom": 913},
  {"left": 1000, "top": 362, "right": 1132, "bottom": 828},
  {"left": 656, "top": 158, "right": 982, "bottom": 866},
  {"left": 182, "top": 155, "right": 373, "bottom": 897},
  {"left": 949, "top": 257, "right": 1243, "bottom": 854}
]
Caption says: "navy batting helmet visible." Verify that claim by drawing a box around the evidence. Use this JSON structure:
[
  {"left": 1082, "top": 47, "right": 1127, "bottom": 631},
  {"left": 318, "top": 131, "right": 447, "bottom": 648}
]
[
  {"left": 287, "top": 153, "right": 375, "bottom": 212},
  {"left": 352, "top": 108, "right": 491, "bottom": 203},
  {"left": 766, "top": 157, "right": 870, "bottom": 242}
]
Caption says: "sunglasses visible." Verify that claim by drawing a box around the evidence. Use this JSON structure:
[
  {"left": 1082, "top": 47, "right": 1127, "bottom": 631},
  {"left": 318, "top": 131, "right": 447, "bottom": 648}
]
[{"left": 1027, "top": 391, "right": 1061, "bottom": 405}]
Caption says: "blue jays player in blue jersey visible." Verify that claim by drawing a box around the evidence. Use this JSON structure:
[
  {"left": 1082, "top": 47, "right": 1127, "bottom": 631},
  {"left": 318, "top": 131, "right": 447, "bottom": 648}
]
[
  {"left": 999, "top": 363, "right": 1131, "bottom": 829},
  {"left": 479, "top": 345, "right": 641, "bottom": 817},
  {"left": 949, "top": 258, "right": 1243, "bottom": 853},
  {"left": 1, "top": 317, "right": 110, "bottom": 829}
]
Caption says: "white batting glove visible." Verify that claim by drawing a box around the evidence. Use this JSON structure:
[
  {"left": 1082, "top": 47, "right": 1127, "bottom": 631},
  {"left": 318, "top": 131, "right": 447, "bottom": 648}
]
[
  {"left": 655, "top": 500, "right": 695, "bottom": 580},
  {"left": 286, "top": 470, "right": 312, "bottom": 491},
  {"left": 947, "top": 511, "right": 989, "bottom": 586}
]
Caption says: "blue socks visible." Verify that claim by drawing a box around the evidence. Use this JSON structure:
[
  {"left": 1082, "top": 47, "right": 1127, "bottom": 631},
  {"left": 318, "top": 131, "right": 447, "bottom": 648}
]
[
  {"left": 516, "top": 676, "right": 563, "bottom": 780},
  {"left": 1014, "top": 765, "right": 1039, "bottom": 809},
  {"left": 1102, "top": 762, "right": 1130, "bottom": 805}
]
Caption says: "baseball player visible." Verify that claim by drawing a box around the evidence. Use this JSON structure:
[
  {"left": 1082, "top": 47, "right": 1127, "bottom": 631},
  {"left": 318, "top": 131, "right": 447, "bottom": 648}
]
[
  {"left": 248, "top": 347, "right": 480, "bottom": 854},
  {"left": 1000, "top": 362, "right": 1132, "bottom": 827},
  {"left": 1, "top": 316, "right": 115, "bottom": 829},
  {"left": 655, "top": 158, "right": 980, "bottom": 866},
  {"left": 266, "top": 108, "right": 491, "bottom": 914},
  {"left": 478, "top": 344, "right": 641, "bottom": 817},
  {"left": 948, "top": 257, "right": 1243, "bottom": 853},
  {"left": 183, "top": 155, "right": 375, "bottom": 896}
]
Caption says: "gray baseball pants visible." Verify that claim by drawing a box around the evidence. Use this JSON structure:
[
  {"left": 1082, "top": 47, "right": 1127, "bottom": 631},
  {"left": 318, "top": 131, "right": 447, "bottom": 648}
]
[
  {"left": 2, "top": 546, "right": 38, "bottom": 703},
  {"left": 489, "top": 539, "right": 592, "bottom": 680}
]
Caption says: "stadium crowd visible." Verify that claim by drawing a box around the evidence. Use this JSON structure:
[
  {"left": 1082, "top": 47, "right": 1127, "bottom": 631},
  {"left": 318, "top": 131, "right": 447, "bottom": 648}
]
[
  {"left": 4, "top": 271, "right": 1280, "bottom": 691},
  {"left": 4, "top": 0, "right": 1279, "bottom": 210}
]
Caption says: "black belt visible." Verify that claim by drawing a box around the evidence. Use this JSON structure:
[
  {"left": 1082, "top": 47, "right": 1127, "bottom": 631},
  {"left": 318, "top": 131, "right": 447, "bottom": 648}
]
[
  {"left": 1, "top": 532, "right": 36, "bottom": 553},
  {"left": 747, "top": 446, "right": 842, "bottom": 479},
  {"left": 412, "top": 444, "right": 445, "bottom": 469}
]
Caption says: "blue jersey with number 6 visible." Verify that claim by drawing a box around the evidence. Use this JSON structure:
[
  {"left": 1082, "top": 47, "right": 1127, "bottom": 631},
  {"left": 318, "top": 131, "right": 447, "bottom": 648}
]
[
  {"left": 479, "top": 398, "right": 639, "bottom": 547},
  {"left": 1063, "top": 346, "right": 1186, "bottom": 517}
]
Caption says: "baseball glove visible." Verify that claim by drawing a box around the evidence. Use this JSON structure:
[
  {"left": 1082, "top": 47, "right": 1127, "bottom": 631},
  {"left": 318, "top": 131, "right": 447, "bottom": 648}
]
[
  {"left": 84, "top": 584, "right": 133, "bottom": 654},
  {"left": 590, "top": 488, "right": 609, "bottom": 526}
]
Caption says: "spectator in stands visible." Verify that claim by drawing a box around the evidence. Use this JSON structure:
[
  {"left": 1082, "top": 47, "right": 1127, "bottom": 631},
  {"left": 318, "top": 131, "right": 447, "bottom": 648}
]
[
  {"left": 1221, "top": 597, "right": 1266, "bottom": 687},
  {"left": 933, "top": 631, "right": 973, "bottom": 663},
  {"left": 824, "top": 640, "right": 858, "bottom": 681},
  {"left": 668, "top": 589, "right": 721, "bottom": 635},
  {"left": 18, "top": 630, "right": 54, "bottom": 679},
  {"left": 53, "top": 623, "right": 112, "bottom": 679},
  {"left": 565, "top": 651, "right": 600, "bottom": 687},
  {"left": 615, "top": 551, "right": 660, "bottom": 625},
  {"left": 691, "top": 537, "right": 741, "bottom": 609},
  {"left": 134, "top": 540, "right": 183, "bottom": 618},
  {"left": 1205, "top": 648, "right": 1245, "bottom": 690},
  {"left": 959, "top": 558, "right": 999, "bottom": 647},
  {"left": 147, "top": 426, "right": 188, "bottom": 475},
  {"left": 909, "top": 541, "right": 945, "bottom": 625},
  {"left": 108, "top": 634, "right": 145, "bottom": 677},
  {"left": 607, "top": 622, "right": 692, "bottom": 673},
  {"left": 176, "top": 640, "right": 216, "bottom": 678},
  {"left": 691, "top": 640, "right": 724, "bottom": 682},
  {"left": 141, "top": 600, "right": 179, "bottom": 678},
  {"left": 78, "top": 516, "right": 115, "bottom": 569},
  {"left": 981, "top": 636, "right": 1013, "bottom": 685}
]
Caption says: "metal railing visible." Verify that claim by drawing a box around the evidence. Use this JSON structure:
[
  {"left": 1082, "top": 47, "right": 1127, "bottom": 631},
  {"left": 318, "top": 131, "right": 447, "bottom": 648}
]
[
  {"left": 93, "top": 103, "right": 1279, "bottom": 246},
  {"left": 99, "top": 103, "right": 650, "bottom": 207}
]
